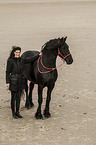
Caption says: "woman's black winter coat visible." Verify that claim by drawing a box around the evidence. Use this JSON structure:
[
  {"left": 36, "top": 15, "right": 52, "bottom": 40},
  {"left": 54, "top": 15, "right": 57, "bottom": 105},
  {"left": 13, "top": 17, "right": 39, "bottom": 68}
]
[{"left": 6, "top": 54, "right": 39, "bottom": 91}]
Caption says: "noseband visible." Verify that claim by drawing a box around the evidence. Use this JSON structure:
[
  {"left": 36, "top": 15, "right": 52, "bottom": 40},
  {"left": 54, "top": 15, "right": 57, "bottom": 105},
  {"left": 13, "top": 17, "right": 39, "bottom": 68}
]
[
  {"left": 37, "top": 46, "right": 71, "bottom": 74},
  {"left": 58, "top": 47, "right": 71, "bottom": 62}
]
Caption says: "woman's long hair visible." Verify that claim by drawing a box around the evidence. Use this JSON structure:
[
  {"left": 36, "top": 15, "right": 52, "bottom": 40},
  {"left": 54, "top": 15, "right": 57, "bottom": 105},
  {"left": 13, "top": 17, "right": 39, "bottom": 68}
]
[{"left": 8, "top": 46, "right": 21, "bottom": 59}]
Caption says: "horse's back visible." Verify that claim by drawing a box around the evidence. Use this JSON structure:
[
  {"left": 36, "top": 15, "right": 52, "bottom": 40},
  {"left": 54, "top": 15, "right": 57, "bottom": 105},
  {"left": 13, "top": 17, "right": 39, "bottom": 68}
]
[
  {"left": 21, "top": 50, "right": 39, "bottom": 83},
  {"left": 21, "top": 50, "right": 39, "bottom": 58}
]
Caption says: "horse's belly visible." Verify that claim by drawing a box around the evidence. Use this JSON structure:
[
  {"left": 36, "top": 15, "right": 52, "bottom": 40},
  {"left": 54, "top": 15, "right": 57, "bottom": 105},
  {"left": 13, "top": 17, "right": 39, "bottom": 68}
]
[{"left": 23, "top": 63, "right": 36, "bottom": 83}]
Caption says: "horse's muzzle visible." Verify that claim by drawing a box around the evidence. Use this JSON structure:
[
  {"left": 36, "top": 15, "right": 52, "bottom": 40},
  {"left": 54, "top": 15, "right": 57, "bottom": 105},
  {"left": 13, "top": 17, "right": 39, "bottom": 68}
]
[{"left": 65, "top": 55, "right": 73, "bottom": 65}]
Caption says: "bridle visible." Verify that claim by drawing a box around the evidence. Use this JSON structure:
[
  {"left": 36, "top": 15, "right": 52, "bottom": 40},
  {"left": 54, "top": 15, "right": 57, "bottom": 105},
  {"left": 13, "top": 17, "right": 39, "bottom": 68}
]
[
  {"left": 58, "top": 47, "right": 71, "bottom": 61},
  {"left": 37, "top": 44, "right": 71, "bottom": 74}
]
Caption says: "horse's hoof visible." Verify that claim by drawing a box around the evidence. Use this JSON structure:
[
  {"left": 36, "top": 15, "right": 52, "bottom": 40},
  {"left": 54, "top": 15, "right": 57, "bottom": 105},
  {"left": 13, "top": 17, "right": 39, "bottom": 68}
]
[
  {"left": 35, "top": 112, "right": 43, "bottom": 120},
  {"left": 25, "top": 105, "right": 31, "bottom": 110},
  {"left": 44, "top": 112, "right": 51, "bottom": 118},
  {"left": 30, "top": 102, "right": 34, "bottom": 108}
]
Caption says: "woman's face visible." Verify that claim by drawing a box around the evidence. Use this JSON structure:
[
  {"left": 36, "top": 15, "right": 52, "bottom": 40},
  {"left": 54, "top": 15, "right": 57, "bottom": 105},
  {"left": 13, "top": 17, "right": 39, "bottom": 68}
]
[{"left": 14, "top": 50, "right": 21, "bottom": 58}]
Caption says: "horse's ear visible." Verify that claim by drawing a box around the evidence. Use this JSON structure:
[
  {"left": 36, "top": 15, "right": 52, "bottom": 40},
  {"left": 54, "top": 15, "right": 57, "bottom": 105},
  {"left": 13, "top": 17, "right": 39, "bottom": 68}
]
[
  {"left": 64, "top": 36, "right": 67, "bottom": 41},
  {"left": 60, "top": 37, "right": 63, "bottom": 40}
]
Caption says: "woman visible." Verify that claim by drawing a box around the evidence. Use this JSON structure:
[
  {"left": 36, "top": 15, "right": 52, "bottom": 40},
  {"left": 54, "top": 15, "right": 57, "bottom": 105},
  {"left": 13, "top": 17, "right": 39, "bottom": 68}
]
[{"left": 6, "top": 46, "right": 40, "bottom": 119}]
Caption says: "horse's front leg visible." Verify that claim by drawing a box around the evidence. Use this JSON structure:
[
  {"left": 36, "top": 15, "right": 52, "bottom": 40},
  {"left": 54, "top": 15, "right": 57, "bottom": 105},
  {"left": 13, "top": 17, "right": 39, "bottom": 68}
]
[
  {"left": 44, "top": 83, "right": 55, "bottom": 118},
  {"left": 35, "top": 84, "right": 43, "bottom": 119},
  {"left": 29, "top": 82, "right": 34, "bottom": 107}
]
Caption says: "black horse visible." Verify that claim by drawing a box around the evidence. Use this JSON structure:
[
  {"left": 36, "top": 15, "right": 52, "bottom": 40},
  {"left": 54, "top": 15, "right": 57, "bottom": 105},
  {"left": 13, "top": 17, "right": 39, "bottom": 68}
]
[{"left": 21, "top": 37, "right": 73, "bottom": 119}]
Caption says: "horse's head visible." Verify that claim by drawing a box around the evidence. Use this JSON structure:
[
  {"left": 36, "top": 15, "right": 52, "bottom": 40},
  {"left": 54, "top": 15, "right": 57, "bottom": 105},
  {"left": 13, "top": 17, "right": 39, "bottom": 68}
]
[
  {"left": 41, "top": 37, "right": 73, "bottom": 65},
  {"left": 58, "top": 37, "right": 73, "bottom": 65}
]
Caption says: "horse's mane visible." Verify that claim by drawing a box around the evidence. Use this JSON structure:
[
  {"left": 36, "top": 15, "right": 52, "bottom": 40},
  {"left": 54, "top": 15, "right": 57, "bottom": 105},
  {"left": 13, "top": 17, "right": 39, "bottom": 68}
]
[{"left": 41, "top": 38, "right": 60, "bottom": 52}]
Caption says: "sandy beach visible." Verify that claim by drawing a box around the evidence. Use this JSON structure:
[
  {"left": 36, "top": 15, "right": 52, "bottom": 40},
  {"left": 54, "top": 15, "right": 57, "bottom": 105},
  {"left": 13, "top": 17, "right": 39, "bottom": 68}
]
[{"left": 0, "top": 0, "right": 96, "bottom": 145}]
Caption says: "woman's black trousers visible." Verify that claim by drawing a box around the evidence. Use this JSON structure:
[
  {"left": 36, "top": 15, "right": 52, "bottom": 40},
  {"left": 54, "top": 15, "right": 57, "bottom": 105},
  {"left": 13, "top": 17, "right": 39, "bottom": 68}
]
[{"left": 11, "top": 90, "right": 22, "bottom": 114}]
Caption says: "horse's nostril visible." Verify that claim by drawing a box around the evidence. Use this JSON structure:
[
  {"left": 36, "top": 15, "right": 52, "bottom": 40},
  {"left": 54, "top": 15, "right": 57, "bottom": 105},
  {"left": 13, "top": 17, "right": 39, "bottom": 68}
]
[{"left": 66, "top": 58, "right": 73, "bottom": 64}]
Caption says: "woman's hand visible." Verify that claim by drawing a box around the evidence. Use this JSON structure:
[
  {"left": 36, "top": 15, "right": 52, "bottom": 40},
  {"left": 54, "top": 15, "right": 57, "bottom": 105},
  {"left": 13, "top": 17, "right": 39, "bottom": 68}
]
[
  {"left": 6, "top": 83, "right": 10, "bottom": 89},
  {"left": 39, "top": 52, "right": 42, "bottom": 56}
]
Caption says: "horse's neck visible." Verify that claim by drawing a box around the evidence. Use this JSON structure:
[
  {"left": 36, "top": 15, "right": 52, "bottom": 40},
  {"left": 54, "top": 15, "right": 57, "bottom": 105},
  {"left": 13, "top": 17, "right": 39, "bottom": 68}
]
[{"left": 42, "top": 52, "right": 57, "bottom": 68}]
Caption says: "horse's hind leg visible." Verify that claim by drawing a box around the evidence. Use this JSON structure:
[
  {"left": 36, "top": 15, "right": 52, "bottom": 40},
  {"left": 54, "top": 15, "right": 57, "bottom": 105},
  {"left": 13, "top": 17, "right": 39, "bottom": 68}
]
[
  {"left": 29, "top": 82, "right": 34, "bottom": 107},
  {"left": 25, "top": 79, "right": 30, "bottom": 109},
  {"left": 35, "top": 84, "right": 43, "bottom": 119},
  {"left": 44, "top": 83, "right": 55, "bottom": 118}
]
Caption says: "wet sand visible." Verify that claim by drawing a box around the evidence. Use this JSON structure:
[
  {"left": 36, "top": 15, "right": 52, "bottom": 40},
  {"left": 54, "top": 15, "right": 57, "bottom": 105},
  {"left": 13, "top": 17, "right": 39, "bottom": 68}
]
[{"left": 0, "top": 1, "right": 96, "bottom": 145}]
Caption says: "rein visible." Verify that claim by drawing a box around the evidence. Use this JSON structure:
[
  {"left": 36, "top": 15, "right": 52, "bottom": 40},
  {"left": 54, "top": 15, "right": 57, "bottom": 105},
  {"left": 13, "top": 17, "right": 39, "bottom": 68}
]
[{"left": 37, "top": 48, "right": 71, "bottom": 74}]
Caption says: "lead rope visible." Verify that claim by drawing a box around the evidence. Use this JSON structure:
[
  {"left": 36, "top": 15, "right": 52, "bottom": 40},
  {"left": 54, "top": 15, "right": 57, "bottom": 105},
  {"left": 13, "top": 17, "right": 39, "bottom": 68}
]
[
  {"left": 37, "top": 55, "right": 64, "bottom": 74},
  {"left": 37, "top": 47, "right": 71, "bottom": 74}
]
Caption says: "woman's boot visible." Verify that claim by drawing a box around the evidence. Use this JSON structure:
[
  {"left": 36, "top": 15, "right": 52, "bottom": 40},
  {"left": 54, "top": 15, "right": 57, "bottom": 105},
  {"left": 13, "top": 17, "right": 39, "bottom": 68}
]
[
  {"left": 15, "top": 111, "right": 23, "bottom": 118},
  {"left": 12, "top": 110, "right": 18, "bottom": 119}
]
